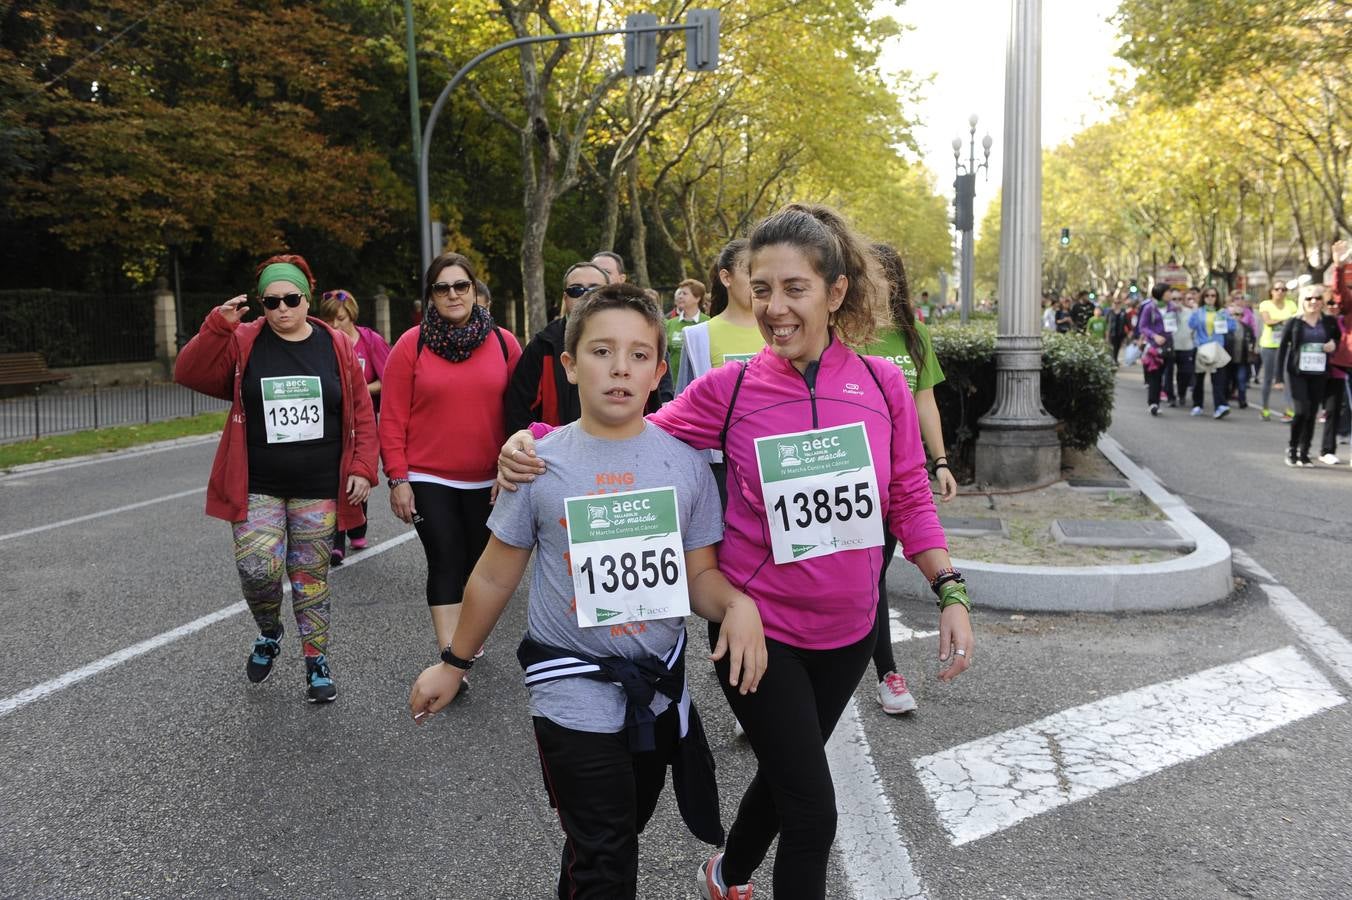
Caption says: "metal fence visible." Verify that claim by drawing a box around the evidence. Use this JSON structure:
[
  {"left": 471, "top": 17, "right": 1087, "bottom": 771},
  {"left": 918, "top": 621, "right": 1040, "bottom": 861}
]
[{"left": 0, "top": 381, "right": 230, "bottom": 444}]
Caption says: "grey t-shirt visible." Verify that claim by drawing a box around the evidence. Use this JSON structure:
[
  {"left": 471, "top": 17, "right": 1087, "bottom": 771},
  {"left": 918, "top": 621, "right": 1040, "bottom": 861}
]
[{"left": 488, "top": 421, "right": 723, "bottom": 733}]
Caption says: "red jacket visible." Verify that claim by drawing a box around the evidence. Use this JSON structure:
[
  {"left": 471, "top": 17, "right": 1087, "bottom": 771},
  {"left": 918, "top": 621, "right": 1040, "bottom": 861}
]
[
  {"left": 378, "top": 325, "right": 522, "bottom": 483},
  {"left": 174, "top": 309, "right": 379, "bottom": 530},
  {"left": 1331, "top": 263, "right": 1352, "bottom": 370}
]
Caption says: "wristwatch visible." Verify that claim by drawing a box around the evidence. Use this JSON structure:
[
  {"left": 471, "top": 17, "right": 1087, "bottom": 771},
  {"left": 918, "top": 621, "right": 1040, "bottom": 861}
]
[
  {"left": 439, "top": 646, "right": 475, "bottom": 670},
  {"left": 388, "top": 477, "right": 409, "bottom": 489}
]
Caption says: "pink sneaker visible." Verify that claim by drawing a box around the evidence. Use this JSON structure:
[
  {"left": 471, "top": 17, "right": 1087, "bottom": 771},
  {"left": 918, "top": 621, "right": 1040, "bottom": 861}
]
[
  {"left": 698, "top": 853, "right": 753, "bottom": 900},
  {"left": 349, "top": 537, "right": 368, "bottom": 551},
  {"left": 877, "top": 672, "right": 918, "bottom": 715}
]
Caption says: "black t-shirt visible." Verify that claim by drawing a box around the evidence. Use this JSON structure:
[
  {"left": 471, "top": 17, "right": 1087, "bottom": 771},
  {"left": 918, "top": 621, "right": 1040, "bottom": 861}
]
[
  {"left": 1055, "top": 308, "right": 1073, "bottom": 333},
  {"left": 1070, "top": 300, "right": 1095, "bottom": 331},
  {"left": 243, "top": 325, "right": 343, "bottom": 499}
]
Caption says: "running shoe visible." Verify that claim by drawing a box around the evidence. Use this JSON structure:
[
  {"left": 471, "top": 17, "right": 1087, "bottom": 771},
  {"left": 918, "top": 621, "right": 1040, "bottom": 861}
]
[
  {"left": 349, "top": 537, "right": 368, "bottom": 551},
  {"left": 1238, "top": 401, "right": 1248, "bottom": 410},
  {"left": 330, "top": 547, "right": 345, "bottom": 567},
  {"left": 305, "top": 655, "right": 337, "bottom": 703},
  {"left": 1281, "top": 410, "right": 1294, "bottom": 423},
  {"left": 1214, "top": 405, "right": 1231, "bottom": 419},
  {"left": 1149, "top": 404, "right": 1159, "bottom": 416},
  {"left": 699, "top": 853, "right": 754, "bottom": 900},
  {"left": 1285, "top": 449, "right": 1297, "bottom": 467},
  {"left": 1167, "top": 399, "right": 1177, "bottom": 408},
  {"left": 1190, "top": 406, "right": 1203, "bottom": 417},
  {"left": 877, "top": 672, "right": 918, "bottom": 715},
  {"left": 246, "top": 632, "right": 283, "bottom": 683},
  {"left": 1320, "top": 453, "right": 1341, "bottom": 465},
  {"left": 1318, "top": 412, "right": 1327, "bottom": 424},
  {"left": 1297, "top": 455, "right": 1314, "bottom": 468},
  {"left": 1261, "top": 408, "right": 1272, "bottom": 421}
]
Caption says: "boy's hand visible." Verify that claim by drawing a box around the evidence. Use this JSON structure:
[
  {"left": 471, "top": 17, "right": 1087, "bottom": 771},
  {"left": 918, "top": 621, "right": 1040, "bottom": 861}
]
[
  {"left": 409, "top": 662, "right": 466, "bottom": 721},
  {"left": 710, "top": 596, "right": 767, "bottom": 695},
  {"left": 497, "top": 430, "right": 546, "bottom": 493}
]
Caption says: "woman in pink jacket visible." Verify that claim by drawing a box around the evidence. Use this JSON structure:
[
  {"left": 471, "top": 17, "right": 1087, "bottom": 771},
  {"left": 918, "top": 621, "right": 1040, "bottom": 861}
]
[{"left": 502, "top": 204, "right": 973, "bottom": 900}]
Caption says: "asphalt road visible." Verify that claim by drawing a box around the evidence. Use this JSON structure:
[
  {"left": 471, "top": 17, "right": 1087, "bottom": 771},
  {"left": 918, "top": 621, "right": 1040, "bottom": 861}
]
[{"left": 1, "top": 369, "right": 1349, "bottom": 899}]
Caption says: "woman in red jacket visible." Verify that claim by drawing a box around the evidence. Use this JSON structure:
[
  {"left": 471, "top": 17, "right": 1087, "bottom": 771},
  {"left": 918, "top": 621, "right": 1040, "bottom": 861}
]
[
  {"left": 379, "top": 252, "right": 521, "bottom": 658},
  {"left": 175, "top": 255, "right": 378, "bottom": 703}
]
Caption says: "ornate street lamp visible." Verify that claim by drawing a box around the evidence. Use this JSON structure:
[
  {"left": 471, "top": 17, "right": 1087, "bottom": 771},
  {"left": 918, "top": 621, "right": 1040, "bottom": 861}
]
[{"left": 953, "top": 115, "right": 993, "bottom": 325}]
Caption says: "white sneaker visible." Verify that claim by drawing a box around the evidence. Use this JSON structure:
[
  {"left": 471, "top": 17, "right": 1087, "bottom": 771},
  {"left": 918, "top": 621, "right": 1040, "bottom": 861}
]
[
  {"left": 1319, "top": 453, "right": 1341, "bottom": 465},
  {"left": 876, "top": 672, "right": 918, "bottom": 715},
  {"left": 1190, "top": 406, "right": 1203, "bottom": 417}
]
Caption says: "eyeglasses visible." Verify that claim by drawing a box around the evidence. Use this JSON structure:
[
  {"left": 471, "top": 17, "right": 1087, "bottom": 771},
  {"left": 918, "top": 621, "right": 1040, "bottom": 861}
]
[
  {"left": 430, "top": 280, "right": 474, "bottom": 299},
  {"left": 563, "top": 283, "right": 599, "bottom": 299},
  {"left": 1274, "top": 287, "right": 1287, "bottom": 292},
  {"left": 261, "top": 293, "right": 304, "bottom": 310}
]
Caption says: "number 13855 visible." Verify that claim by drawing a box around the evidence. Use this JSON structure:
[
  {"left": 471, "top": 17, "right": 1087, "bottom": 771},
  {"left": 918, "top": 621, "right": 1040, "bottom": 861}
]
[{"left": 772, "top": 481, "right": 874, "bottom": 530}]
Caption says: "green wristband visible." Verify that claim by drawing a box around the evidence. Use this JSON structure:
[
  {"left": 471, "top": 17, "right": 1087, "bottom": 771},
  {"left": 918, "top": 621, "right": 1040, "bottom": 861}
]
[{"left": 938, "top": 581, "right": 971, "bottom": 612}]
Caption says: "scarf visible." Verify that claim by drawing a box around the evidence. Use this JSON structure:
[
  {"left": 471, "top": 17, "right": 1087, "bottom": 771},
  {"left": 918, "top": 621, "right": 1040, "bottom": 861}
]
[{"left": 420, "top": 302, "right": 494, "bottom": 362}]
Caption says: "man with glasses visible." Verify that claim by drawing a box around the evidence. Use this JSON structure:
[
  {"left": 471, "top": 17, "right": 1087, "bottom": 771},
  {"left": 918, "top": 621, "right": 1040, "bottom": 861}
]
[{"left": 506, "top": 261, "right": 674, "bottom": 434}]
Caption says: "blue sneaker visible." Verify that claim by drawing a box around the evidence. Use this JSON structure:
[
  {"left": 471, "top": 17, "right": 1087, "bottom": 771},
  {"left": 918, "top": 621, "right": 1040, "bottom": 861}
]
[
  {"left": 245, "top": 631, "right": 282, "bottom": 684},
  {"left": 305, "top": 655, "right": 337, "bottom": 703}
]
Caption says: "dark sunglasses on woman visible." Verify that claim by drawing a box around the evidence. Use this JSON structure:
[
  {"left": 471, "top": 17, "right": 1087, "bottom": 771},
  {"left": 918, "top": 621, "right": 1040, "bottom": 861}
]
[
  {"left": 430, "top": 280, "right": 474, "bottom": 299},
  {"left": 261, "top": 293, "right": 304, "bottom": 310}
]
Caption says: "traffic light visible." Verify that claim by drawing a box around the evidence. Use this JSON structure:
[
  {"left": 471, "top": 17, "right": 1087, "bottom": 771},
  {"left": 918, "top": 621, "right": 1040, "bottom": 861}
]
[
  {"left": 623, "top": 14, "right": 658, "bottom": 76},
  {"left": 1088, "top": 290, "right": 1097, "bottom": 302},
  {"left": 1059, "top": 227, "right": 1070, "bottom": 246},
  {"left": 685, "top": 9, "right": 720, "bottom": 71},
  {"left": 1128, "top": 280, "right": 1139, "bottom": 296}
]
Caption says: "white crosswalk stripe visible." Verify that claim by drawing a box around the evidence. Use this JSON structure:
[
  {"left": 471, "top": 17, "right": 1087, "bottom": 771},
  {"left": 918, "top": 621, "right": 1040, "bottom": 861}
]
[{"left": 912, "top": 646, "right": 1344, "bottom": 846}]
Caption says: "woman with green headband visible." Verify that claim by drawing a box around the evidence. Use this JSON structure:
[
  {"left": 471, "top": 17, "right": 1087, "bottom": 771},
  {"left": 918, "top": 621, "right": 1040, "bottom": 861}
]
[{"left": 175, "top": 253, "right": 379, "bottom": 703}]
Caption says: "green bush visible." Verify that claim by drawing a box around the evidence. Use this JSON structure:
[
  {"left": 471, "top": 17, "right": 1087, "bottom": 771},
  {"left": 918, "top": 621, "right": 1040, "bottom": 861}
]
[{"left": 928, "top": 322, "right": 1115, "bottom": 478}]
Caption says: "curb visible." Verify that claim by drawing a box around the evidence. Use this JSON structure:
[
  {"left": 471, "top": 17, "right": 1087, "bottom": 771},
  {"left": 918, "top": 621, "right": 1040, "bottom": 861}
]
[
  {"left": 889, "top": 434, "right": 1233, "bottom": 612},
  {"left": 0, "top": 433, "right": 218, "bottom": 480}
]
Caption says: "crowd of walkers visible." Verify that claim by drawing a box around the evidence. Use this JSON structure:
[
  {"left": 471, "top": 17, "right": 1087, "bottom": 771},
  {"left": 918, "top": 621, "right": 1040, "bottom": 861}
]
[
  {"left": 175, "top": 204, "right": 971, "bottom": 900},
  {"left": 1041, "top": 241, "right": 1352, "bottom": 469}
]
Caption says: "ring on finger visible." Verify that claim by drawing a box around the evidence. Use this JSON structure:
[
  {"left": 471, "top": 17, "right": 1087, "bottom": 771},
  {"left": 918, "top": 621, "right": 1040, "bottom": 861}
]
[{"left": 954, "top": 648, "right": 967, "bottom": 657}]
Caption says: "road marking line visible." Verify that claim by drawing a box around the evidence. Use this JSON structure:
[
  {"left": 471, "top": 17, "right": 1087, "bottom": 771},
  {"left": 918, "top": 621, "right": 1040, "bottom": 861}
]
[
  {"left": 891, "top": 607, "right": 938, "bottom": 644},
  {"left": 0, "top": 486, "right": 205, "bottom": 543},
  {"left": 0, "top": 530, "right": 418, "bottom": 718},
  {"left": 827, "top": 698, "right": 927, "bottom": 900},
  {"left": 1231, "top": 549, "right": 1352, "bottom": 689},
  {"left": 912, "top": 646, "right": 1344, "bottom": 846}
]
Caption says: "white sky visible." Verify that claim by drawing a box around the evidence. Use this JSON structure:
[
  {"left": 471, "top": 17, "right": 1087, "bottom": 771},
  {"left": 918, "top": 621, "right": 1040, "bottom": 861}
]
[{"left": 878, "top": 0, "right": 1128, "bottom": 233}]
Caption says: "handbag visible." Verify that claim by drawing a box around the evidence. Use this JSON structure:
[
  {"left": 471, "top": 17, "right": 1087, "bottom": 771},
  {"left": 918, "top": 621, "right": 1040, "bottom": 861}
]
[
  {"left": 1196, "top": 341, "right": 1231, "bottom": 372},
  {"left": 1124, "top": 341, "right": 1143, "bottom": 366}
]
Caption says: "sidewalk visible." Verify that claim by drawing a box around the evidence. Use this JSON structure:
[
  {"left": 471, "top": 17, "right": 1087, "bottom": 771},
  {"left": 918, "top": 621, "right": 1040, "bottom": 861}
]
[{"left": 889, "top": 433, "right": 1233, "bottom": 612}]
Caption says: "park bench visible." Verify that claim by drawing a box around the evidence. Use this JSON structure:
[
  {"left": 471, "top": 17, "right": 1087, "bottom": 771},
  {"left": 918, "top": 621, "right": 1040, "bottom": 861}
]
[{"left": 0, "top": 352, "right": 71, "bottom": 387}]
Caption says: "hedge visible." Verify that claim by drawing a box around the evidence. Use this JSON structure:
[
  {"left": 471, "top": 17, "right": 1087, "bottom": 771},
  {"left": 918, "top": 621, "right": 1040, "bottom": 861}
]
[{"left": 927, "top": 321, "right": 1116, "bottom": 479}]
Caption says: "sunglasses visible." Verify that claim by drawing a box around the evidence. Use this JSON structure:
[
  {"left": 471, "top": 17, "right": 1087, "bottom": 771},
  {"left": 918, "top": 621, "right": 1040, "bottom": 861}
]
[
  {"left": 1274, "top": 287, "right": 1287, "bottom": 292},
  {"left": 430, "top": 280, "right": 474, "bottom": 299},
  {"left": 563, "top": 283, "right": 598, "bottom": 299},
  {"left": 261, "top": 293, "right": 304, "bottom": 310}
]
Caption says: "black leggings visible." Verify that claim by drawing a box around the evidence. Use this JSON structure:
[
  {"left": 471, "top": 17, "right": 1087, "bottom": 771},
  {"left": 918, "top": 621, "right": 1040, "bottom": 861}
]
[
  {"left": 1288, "top": 374, "right": 1327, "bottom": 455},
  {"left": 409, "top": 482, "right": 492, "bottom": 606},
  {"left": 1322, "top": 378, "right": 1347, "bottom": 455},
  {"left": 709, "top": 623, "right": 874, "bottom": 899},
  {"left": 873, "top": 530, "right": 900, "bottom": 680}
]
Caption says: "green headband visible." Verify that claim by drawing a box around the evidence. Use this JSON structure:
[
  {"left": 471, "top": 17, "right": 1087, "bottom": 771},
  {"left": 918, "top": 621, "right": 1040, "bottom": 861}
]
[{"left": 257, "top": 263, "right": 311, "bottom": 302}]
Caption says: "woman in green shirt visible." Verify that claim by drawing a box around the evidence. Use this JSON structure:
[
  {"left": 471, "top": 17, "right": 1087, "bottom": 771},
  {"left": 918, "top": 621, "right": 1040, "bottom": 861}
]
[{"left": 859, "top": 243, "right": 957, "bottom": 717}]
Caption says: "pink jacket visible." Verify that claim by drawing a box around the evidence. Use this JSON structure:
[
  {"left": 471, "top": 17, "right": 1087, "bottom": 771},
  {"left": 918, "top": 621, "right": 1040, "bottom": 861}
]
[{"left": 654, "top": 339, "right": 946, "bottom": 649}]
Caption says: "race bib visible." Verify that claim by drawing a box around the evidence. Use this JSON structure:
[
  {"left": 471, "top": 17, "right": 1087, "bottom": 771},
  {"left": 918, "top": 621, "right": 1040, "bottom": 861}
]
[
  {"left": 260, "top": 376, "right": 323, "bottom": 443},
  {"left": 1298, "top": 343, "right": 1326, "bottom": 373},
  {"left": 755, "top": 423, "right": 883, "bottom": 565},
  {"left": 565, "top": 487, "right": 689, "bottom": 628},
  {"left": 722, "top": 353, "right": 756, "bottom": 364},
  {"left": 1213, "top": 318, "right": 1229, "bottom": 335},
  {"left": 1162, "top": 312, "right": 1178, "bottom": 333}
]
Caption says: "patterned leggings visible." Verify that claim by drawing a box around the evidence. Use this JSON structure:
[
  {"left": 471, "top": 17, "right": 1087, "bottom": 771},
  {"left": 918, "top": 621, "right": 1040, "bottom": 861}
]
[{"left": 233, "top": 494, "right": 337, "bottom": 657}]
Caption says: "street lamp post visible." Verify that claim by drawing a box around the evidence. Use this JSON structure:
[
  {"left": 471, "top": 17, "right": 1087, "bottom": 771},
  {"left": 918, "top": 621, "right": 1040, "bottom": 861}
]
[
  {"left": 953, "top": 115, "right": 993, "bottom": 325},
  {"left": 973, "top": 0, "right": 1061, "bottom": 489}
]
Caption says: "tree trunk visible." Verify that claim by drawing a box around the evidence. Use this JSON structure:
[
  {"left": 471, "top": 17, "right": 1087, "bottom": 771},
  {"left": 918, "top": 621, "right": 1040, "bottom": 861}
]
[
  {"left": 520, "top": 186, "right": 553, "bottom": 336},
  {"left": 626, "top": 153, "right": 649, "bottom": 288},
  {"left": 600, "top": 176, "right": 621, "bottom": 253}
]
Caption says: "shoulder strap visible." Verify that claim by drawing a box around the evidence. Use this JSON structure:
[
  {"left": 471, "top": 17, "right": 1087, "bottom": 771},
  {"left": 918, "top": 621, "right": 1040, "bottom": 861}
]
[
  {"left": 856, "top": 352, "right": 892, "bottom": 420},
  {"left": 495, "top": 326, "right": 509, "bottom": 362},
  {"left": 719, "top": 361, "right": 749, "bottom": 455}
]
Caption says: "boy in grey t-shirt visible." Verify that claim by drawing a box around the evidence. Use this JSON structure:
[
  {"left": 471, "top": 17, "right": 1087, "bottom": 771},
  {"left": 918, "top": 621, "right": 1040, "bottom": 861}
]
[{"left": 410, "top": 285, "right": 766, "bottom": 900}]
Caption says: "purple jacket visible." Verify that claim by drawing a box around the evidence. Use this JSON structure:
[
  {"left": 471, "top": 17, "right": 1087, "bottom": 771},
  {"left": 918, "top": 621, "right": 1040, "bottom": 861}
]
[{"left": 1137, "top": 299, "right": 1174, "bottom": 347}]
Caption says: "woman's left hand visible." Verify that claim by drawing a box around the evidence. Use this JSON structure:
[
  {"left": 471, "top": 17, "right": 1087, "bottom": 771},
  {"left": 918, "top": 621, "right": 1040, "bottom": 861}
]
[
  {"left": 935, "top": 467, "right": 958, "bottom": 502},
  {"left": 1324, "top": 340, "right": 1336, "bottom": 353},
  {"left": 938, "top": 604, "right": 973, "bottom": 682},
  {"left": 346, "top": 475, "right": 372, "bottom": 505}
]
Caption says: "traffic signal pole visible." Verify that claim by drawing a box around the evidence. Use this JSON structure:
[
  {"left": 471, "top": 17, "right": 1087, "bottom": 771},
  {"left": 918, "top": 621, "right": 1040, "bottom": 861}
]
[{"left": 417, "top": 13, "right": 719, "bottom": 277}]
